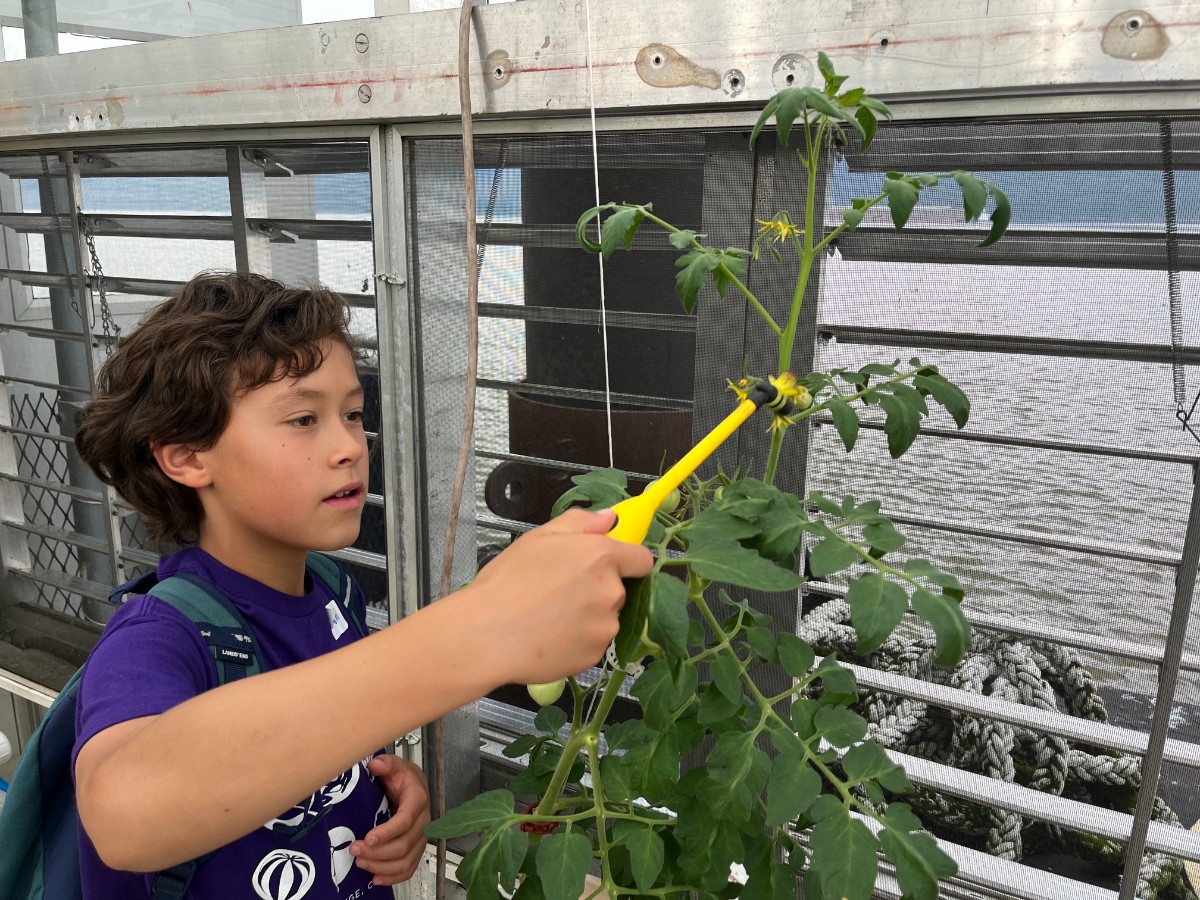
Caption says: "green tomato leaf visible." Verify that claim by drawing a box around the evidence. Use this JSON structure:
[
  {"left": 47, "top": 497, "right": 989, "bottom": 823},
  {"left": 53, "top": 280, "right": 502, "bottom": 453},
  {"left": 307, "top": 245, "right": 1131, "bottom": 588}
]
[
  {"left": 791, "top": 698, "right": 819, "bottom": 740},
  {"left": 457, "top": 823, "right": 530, "bottom": 900},
  {"left": 841, "top": 205, "right": 866, "bottom": 232},
  {"left": 914, "top": 373, "right": 970, "bottom": 428},
  {"left": 615, "top": 575, "right": 653, "bottom": 666},
  {"left": 903, "top": 558, "right": 965, "bottom": 601},
  {"left": 674, "top": 248, "right": 718, "bottom": 313},
  {"left": 536, "top": 830, "right": 593, "bottom": 900},
  {"left": 879, "top": 392, "right": 921, "bottom": 458},
  {"left": 425, "top": 789, "right": 517, "bottom": 839},
  {"left": 534, "top": 704, "right": 567, "bottom": 734},
  {"left": 981, "top": 181, "right": 1012, "bottom": 247},
  {"left": 685, "top": 535, "right": 804, "bottom": 592},
  {"left": 882, "top": 176, "right": 920, "bottom": 231},
  {"left": 599, "top": 205, "right": 644, "bottom": 260},
  {"left": 675, "top": 814, "right": 744, "bottom": 893},
  {"left": 766, "top": 754, "right": 822, "bottom": 826},
  {"left": 855, "top": 106, "right": 878, "bottom": 151},
  {"left": 709, "top": 654, "right": 744, "bottom": 703},
  {"left": 574, "top": 203, "right": 614, "bottom": 254},
  {"left": 697, "top": 679, "right": 743, "bottom": 724},
  {"left": 624, "top": 826, "right": 665, "bottom": 893},
  {"left": 814, "top": 706, "right": 869, "bottom": 747},
  {"left": 842, "top": 740, "right": 912, "bottom": 793},
  {"left": 699, "top": 731, "right": 771, "bottom": 823},
  {"left": 862, "top": 519, "right": 906, "bottom": 553},
  {"left": 911, "top": 588, "right": 970, "bottom": 667},
  {"left": 804, "top": 809, "right": 879, "bottom": 900},
  {"left": 858, "top": 94, "right": 893, "bottom": 118},
  {"left": 826, "top": 398, "right": 860, "bottom": 451},
  {"left": 808, "top": 535, "right": 860, "bottom": 577},
  {"left": 812, "top": 655, "right": 858, "bottom": 704},
  {"left": 668, "top": 228, "right": 700, "bottom": 249},
  {"left": 879, "top": 826, "right": 957, "bottom": 900},
  {"left": 777, "top": 632, "right": 816, "bottom": 679},
  {"left": 742, "top": 841, "right": 800, "bottom": 900},
  {"left": 648, "top": 571, "right": 690, "bottom": 661},
  {"left": 551, "top": 467, "right": 628, "bottom": 517},
  {"left": 631, "top": 659, "right": 687, "bottom": 731},
  {"left": 950, "top": 170, "right": 987, "bottom": 222},
  {"left": 844, "top": 573, "right": 908, "bottom": 654},
  {"left": 746, "top": 625, "right": 778, "bottom": 662}
]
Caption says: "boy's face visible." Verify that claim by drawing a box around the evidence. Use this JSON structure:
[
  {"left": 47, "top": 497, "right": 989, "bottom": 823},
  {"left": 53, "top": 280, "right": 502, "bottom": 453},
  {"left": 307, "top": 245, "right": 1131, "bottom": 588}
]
[{"left": 191, "top": 339, "right": 368, "bottom": 581}]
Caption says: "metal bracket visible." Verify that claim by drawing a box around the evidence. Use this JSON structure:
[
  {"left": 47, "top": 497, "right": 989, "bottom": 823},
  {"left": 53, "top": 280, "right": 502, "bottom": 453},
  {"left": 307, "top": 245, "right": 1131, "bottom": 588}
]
[{"left": 241, "top": 148, "right": 294, "bottom": 178}]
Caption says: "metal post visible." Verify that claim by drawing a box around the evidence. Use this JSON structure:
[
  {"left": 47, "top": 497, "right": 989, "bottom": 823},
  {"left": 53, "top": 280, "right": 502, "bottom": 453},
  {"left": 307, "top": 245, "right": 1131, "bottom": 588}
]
[
  {"left": 1117, "top": 462, "right": 1200, "bottom": 899},
  {"left": 20, "top": 0, "right": 59, "bottom": 57},
  {"left": 21, "top": 11, "right": 114, "bottom": 615}
]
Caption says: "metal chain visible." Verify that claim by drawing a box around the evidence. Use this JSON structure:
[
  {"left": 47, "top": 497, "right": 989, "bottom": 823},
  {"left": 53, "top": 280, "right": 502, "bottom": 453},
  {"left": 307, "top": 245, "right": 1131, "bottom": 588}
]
[
  {"left": 79, "top": 211, "right": 120, "bottom": 354},
  {"left": 1160, "top": 120, "right": 1197, "bottom": 443}
]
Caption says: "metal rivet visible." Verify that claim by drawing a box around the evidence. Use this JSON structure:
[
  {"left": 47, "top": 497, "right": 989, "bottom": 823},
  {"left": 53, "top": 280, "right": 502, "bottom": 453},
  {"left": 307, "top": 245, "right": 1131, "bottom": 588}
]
[
  {"left": 358, "top": 84, "right": 373, "bottom": 103},
  {"left": 355, "top": 33, "right": 369, "bottom": 52},
  {"left": 722, "top": 68, "right": 745, "bottom": 98}
]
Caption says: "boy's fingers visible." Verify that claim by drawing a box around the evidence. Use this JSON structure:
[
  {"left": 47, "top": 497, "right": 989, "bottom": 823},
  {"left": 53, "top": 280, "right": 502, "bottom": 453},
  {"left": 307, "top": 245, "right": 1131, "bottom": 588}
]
[{"left": 536, "top": 506, "right": 615, "bottom": 535}]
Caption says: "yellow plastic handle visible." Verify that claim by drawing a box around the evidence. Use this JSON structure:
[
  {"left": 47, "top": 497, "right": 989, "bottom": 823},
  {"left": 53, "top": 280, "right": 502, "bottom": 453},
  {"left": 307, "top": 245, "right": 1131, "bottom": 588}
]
[{"left": 606, "top": 397, "right": 760, "bottom": 545}]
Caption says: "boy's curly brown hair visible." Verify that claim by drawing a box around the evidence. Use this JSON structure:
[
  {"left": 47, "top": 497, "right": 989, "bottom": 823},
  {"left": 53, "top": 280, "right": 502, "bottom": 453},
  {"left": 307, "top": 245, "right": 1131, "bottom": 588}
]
[{"left": 75, "top": 271, "right": 357, "bottom": 548}]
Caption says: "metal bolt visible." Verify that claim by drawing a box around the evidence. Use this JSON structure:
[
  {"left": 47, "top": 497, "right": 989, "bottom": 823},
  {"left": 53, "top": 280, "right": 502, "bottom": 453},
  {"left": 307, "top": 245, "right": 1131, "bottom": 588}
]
[
  {"left": 358, "top": 84, "right": 373, "bottom": 103},
  {"left": 355, "top": 33, "right": 369, "bottom": 52}
]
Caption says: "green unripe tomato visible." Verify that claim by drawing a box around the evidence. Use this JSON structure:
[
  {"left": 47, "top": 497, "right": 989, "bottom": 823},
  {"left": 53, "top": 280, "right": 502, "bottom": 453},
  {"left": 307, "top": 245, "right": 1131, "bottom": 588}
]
[
  {"left": 526, "top": 679, "right": 566, "bottom": 707},
  {"left": 647, "top": 479, "right": 681, "bottom": 513}
]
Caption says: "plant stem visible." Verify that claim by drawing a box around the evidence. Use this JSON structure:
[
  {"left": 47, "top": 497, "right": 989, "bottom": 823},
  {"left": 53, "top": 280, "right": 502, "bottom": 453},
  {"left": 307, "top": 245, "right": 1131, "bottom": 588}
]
[{"left": 534, "top": 640, "right": 632, "bottom": 819}]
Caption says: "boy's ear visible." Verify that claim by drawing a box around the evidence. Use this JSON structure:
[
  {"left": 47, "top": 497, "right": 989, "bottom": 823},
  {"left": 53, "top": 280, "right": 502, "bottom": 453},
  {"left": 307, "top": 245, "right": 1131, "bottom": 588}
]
[{"left": 152, "top": 443, "right": 212, "bottom": 488}]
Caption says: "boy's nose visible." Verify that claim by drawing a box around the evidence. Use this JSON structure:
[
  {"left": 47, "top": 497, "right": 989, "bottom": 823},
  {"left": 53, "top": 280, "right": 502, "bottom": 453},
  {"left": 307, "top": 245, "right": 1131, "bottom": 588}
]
[{"left": 331, "top": 423, "right": 366, "bottom": 466}]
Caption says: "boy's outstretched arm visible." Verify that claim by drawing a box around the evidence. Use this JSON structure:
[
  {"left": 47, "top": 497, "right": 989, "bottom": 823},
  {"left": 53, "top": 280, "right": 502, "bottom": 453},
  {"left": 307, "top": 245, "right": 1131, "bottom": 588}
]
[{"left": 75, "top": 507, "right": 652, "bottom": 873}]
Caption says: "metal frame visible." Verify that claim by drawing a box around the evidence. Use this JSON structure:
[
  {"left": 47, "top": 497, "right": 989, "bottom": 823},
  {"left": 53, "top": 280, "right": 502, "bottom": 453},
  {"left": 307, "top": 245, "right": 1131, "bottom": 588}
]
[{"left": 1, "top": 3, "right": 1200, "bottom": 899}]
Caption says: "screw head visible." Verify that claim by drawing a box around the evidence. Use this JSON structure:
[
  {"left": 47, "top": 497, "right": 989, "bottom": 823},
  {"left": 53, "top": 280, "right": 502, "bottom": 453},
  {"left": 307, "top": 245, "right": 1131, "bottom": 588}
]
[
  {"left": 358, "top": 84, "right": 373, "bottom": 103},
  {"left": 355, "top": 33, "right": 369, "bottom": 52}
]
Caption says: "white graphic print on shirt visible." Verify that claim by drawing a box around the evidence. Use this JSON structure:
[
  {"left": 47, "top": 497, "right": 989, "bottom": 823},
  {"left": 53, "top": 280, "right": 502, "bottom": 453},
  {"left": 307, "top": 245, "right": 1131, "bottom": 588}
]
[
  {"left": 328, "top": 826, "right": 356, "bottom": 889},
  {"left": 252, "top": 849, "right": 317, "bottom": 900},
  {"left": 263, "top": 763, "right": 362, "bottom": 838}
]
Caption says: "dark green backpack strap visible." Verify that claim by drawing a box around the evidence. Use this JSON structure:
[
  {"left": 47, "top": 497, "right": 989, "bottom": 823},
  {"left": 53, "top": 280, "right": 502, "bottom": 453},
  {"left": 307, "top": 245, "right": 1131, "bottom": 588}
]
[
  {"left": 306, "top": 551, "right": 368, "bottom": 639},
  {"left": 146, "top": 574, "right": 262, "bottom": 682}
]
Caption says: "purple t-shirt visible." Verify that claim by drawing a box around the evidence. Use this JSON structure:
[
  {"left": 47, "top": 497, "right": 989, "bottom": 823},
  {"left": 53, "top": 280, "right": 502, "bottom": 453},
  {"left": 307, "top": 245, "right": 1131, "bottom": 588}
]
[{"left": 72, "top": 547, "right": 389, "bottom": 900}]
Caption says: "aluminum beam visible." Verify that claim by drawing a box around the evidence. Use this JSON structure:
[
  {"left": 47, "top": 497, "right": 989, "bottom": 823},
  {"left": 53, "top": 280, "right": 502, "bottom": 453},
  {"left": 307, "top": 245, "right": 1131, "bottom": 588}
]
[{"left": 0, "top": 1, "right": 1197, "bottom": 143}]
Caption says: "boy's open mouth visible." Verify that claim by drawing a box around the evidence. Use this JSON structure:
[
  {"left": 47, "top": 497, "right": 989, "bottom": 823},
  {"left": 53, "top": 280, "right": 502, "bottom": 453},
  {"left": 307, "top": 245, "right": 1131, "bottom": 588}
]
[{"left": 325, "top": 484, "right": 363, "bottom": 503}]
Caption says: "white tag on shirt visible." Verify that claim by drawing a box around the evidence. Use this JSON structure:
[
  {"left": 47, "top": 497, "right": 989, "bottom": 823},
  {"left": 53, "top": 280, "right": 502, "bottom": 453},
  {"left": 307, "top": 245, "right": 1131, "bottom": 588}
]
[{"left": 326, "top": 600, "right": 349, "bottom": 640}]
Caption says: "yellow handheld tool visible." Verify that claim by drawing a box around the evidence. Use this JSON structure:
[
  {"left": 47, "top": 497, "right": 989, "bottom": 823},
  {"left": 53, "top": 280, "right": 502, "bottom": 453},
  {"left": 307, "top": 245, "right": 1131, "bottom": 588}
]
[{"left": 606, "top": 381, "right": 782, "bottom": 544}]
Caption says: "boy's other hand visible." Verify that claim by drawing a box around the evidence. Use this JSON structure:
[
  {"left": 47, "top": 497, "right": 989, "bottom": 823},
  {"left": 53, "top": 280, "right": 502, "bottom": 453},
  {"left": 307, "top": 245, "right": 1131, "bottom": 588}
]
[
  {"left": 351, "top": 754, "right": 431, "bottom": 886},
  {"left": 464, "top": 508, "right": 654, "bottom": 686}
]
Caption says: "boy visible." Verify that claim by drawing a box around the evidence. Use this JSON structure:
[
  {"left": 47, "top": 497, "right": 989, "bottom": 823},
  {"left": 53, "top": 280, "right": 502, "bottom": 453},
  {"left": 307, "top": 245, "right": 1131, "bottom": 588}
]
[{"left": 71, "top": 271, "right": 652, "bottom": 898}]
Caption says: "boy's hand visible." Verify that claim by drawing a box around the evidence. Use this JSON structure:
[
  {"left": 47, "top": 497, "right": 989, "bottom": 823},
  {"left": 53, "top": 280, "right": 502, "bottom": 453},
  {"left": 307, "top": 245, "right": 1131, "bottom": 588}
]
[
  {"left": 351, "top": 754, "right": 431, "bottom": 886},
  {"left": 465, "top": 508, "right": 654, "bottom": 685}
]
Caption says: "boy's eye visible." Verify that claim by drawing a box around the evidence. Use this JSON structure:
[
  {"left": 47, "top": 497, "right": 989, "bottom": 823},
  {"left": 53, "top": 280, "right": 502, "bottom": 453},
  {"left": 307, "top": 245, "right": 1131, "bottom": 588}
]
[
  {"left": 345, "top": 410, "right": 364, "bottom": 424},
  {"left": 290, "top": 415, "right": 316, "bottom": 428}
]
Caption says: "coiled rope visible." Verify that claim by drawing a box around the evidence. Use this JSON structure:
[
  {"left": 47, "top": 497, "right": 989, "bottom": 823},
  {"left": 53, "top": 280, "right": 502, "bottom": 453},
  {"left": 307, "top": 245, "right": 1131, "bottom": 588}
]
[{"left": 798, "top": 597, "right": 1198, "bottom": 900}]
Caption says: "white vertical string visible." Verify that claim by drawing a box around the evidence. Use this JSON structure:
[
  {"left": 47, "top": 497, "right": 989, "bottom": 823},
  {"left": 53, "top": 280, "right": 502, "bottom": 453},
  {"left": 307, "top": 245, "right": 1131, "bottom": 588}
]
[{"left": 583, "top": 0, "right": 614, "bottom": 467}]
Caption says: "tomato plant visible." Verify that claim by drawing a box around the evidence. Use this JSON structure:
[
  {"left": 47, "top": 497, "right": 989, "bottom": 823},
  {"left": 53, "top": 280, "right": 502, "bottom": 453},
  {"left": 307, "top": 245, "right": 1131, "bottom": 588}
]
[{"left": 427, "top": 52, "right": 1009, "bottom": 900}]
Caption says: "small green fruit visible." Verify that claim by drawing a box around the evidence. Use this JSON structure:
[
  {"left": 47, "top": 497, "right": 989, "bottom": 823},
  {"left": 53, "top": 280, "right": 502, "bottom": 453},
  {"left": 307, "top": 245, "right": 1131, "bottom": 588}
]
[
  {"left": 648, "top": 479, "right": 682, "bottom": 513},
  {"left": 527, "top": 679, "right": 566, "bottom": 706}
]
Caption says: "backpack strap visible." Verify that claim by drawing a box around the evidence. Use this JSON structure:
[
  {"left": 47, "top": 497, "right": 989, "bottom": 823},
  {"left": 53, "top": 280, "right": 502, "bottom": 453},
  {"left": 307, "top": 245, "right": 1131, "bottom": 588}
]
[
  {"left": 305, "top": 551, "right": 368, "bottom": 639},
  {"left": 146, "top": 574, "right": 262, "bottom": 683}
]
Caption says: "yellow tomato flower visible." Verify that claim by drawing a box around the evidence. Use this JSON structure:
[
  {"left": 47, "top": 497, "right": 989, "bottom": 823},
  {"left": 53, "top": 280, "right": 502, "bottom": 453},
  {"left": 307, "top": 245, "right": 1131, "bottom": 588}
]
[
  {"left": 726, "top": 377, "right": 751, "bottom": 402},
  {"left": 768, "top": 372, "right": 813, "bottom": 409},
  {"left": 756, "top": 215, "right": 800, "bottom": 243}
]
